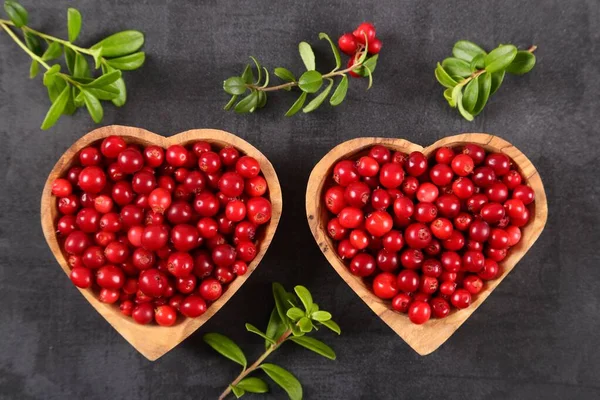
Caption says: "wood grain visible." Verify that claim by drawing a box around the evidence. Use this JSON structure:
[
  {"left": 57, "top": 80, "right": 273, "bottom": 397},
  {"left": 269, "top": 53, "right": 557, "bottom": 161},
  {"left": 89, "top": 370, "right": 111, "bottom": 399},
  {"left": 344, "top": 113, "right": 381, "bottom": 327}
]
[
  {"left": 306, "top": 134, "right": 548, "bottom": 355},
  {"left": 41, "top": 125, "right": 283, "bottom": 361}
]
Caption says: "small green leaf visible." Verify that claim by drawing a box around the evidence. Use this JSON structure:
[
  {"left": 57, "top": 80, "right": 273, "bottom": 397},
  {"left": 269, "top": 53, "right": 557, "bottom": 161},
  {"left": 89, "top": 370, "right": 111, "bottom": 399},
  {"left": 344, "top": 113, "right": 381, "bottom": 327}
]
[
  {"left": 63, "top": 86, "right": 77, "bottom": 115},
  {"left": 84, "top": 84, "right": 120, "bottom": 100},
  {"left": 285, "top": 91, "right": 307, "bottom": 117},
  {"left": 241, "top": 65, "right": 254, "bottom": 84},
  {"left": 260, "top": 364, "right": 302, "bottom": 400},
  {"left": 272, "top": 283, "right": 293, "bottom": 324},
  {"left": 330, "top": 75, "right": 348, "bottom": 106},
  {"left": 234, "top": 91, "right": 258, "bottom": 114},
  {"left": 105, "top": 52, "right": 145, "bottom": 70},
  {"left": 224, "top": 95, "right": 238, "bottom": 111},
  {"left": 73, "top": 53, "right": 91, "bottom": 78},
  {"left": 81, "top": 89, "right": 104, "bottom": 123},
  {"left": 286, "top": 307, "right": 305, "bottom": 321},
  {"left": 456, "top": 90, "right": 474, "bottom": 121},
  {"left": 245, "top": 323, "right": 275, "bottom": 344},
  {"left": 298, "top": 70, "right": 322, "bottom": 93},
  {"left": 289, "top": 336, "right": 336, "bottom": 360},
  {"left": 320, "top": 319, "right": 341, "bottom": 335},
  {"left": 265, "top": 308, "right": 286, "bottom": 349},
  {"left": 29, "top": 60, "right": 39, "bottom": 79},
  {"left": 506, "top": 50, "right": 536, "bottom": 75},
  {"left": 451, "top": 84, "right": 463, "bottom": 107},
  {"left": 470, "top": 54, "right": 485, "bottom": 71},
  {"left": 41, "top": 42, "right": 62, "bottom": 61},
  {"left": 452, "top": 40, "right": 487, "bottom": 62},
  {"left": 64, "top": 47, "right": 76, "bottom": 74},
  {"left": 294, "top": 286, "right": 313, "bottom": 311},
  {"left": 41, "top": 84, "right": 70, "bottom": 130},
  {"left": 257, "top": 91, "right": 267, "bottom": 108},
  {"left": 92, "top": 30, "right": 144, "bottom": 57},
  {"left": 435, "top": 63, "right": 458, "bottom": 88},
  {"left": 442, "top": 57, "right": 472, "bottom": 78},
  {"left": 443, "top": 87, "right": 455, "bottom": 107},
  {"left": 230, "top": 385, "right": 245, "bottom": 398},
  {"left": 309, "top": 303, "right": 319, "bottom": 314},
  {"left": 352, "top": 54, "right": 378, "bottom": 77},
  {"left": 24, "top": 31, "right": 42, "bottom": 56},
  {"left": 462, "top": 77, "right": 479, "bottom": 112},
  {"left": 303, "top": 78, "right": 333, "bottom": 113},
  {"left": 203, "top": 333, "right": 247, "bottom": 368},
  {"left": 83, "top": 70, "right": 122, "bottom": 88},
  {"left": 298, "top": 317, "right": 312, "bottom": 332},
  {"left": 73, "top": 88, "right": 84, "bottom": 107},
  {"left": 365, "top": 65, "right": 373, "bottom": 89},
  {"left": 298, "top": 41, "right": 315, "bottom": 71},
  {"left": 490, "top": 70, "right": 505, "bottom": 95},
  {"left": 44, "top": 73, "right": 66, "bottom": 103},
  {"left": 4, "top": 0, "right": 27, "bottom": 27},
  {"left": 103, "top": 64, "right": 127, "bottom": 107},
  {"left": 274, "top": 67, "right": 296, "bottom": 83},
  {"left": 472, "top": 71, "right": 492, "bottom": 115},
  {"left": 67, "top": 8, "right": 82, "bottom": 42},
  {"left": 223, "top": 76, "right": 247, "bottom": 95},
  {"left": 484, "top": 44, "right": 517, "bottom": 73},
  {"left": 249, "top": 56, "right": 262, "bottom": 84},
  {"left": 319, "top": 32, "right": 341, "bottom": 70},
  {"left": 311, "top": 310, "right": 332, "bottom": 322},
  {"left": 260, "top": 67, "right": 270, "bottom": 88},
  {"left": 236, "top": 377, "right": 269, "bottom": 394}
]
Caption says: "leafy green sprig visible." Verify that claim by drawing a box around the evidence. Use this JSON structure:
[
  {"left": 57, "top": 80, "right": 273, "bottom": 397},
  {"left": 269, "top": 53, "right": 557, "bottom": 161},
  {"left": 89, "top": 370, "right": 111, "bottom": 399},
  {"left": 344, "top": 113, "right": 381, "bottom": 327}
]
[
  {"left": 1, "top": 1, "right": 145, "bottom": 129},
  {"left": 204, "top": 283, "right": 341, "bottom": 400},
  {"left": 223, "top": 32, "right": 379, "bottom": 116},
  {"left": 435, "top": 40, "right": 537, "bottom": 121}
]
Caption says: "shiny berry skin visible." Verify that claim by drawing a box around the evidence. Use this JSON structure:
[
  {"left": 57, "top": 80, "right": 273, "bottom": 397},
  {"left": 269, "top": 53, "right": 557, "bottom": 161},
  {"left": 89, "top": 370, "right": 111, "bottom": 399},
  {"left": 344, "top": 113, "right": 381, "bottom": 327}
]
[
  {"left": 99, "top": 212, "right": 121, "bottom": 233},
  {"left": 404, "top": 223, "right": 432, "bottom": 249},
  {"left": 338, "top": 33, "right": 358, "bottom": 55},
  {"left": 417, "top": 183, "right": 439, "bottom": 203},
  {"left": 480, "top": 202, "right": 506, "bottom": 224},
  {"left": 452, "top": 177, "right": 475, "bottom": 199},
  {"left": 112, "top": 181, "right": 134, "bottom": 206},
  {"left": 171, "top": 224, "right": 200, "bottom": 252},
  {"left": 370, "top": 188, "right": 391, "bottom": 210},
  {"left": 120, "top": 300, "right": 134, "bottom": 316},
  {"left": 154, "top": 305, "right": 177, "bottom": 326},
  {"left": 224, "top": 200, "right": 246, "bottom": 222},
  {"left": 70, "top": 267, "right": 93, "bottom": 288},
  {"left": 488, "top": 228, "right": 510, "bottom": 249},
  {"left": 324, "top": 186, "right": 347, "bottom": 214},
  {"left": 431, "top": 218, "right": 453, "bottom": 240},
  {"left": 117, "top": 148, "right": 143, "bottom": 174},
  {"left": 397, "top": 269, "right": 420, "bottom": 293},
  {"left": 199, "top": 278, "right": 223, "bottom": 301},
  {"left": 64, "top": 231, "right": 91, "bottom": 255},
  {"left": 356, "top": 156, "right": 379, "bottom": 177},
  {"left": 451, "top": 154, "right": 474, "bottom": 176},
  {"left": 120, "top": 205, "right": 144, "bottom": 228},
  {"left": 506, "top": 225, "right": 522, "bottom": 246},
  {"left": 96, "top": 265, "right": 125, "bottom": 289},
  {"left": 333, "top": 160, "right": 359, "bottom": 186},
  {"left": 180, "top": 295, "right": 207, "bottom": 317},
  {"left": 336, "top": 207, "right": 362, "bottom": 229},
  {"left": 232, "top": 260, "right": 248, "bottom": 275},
  {"left": 422, "top": 259, "right": 442, "bottom": 278},
  {"left": 99, "top": 288, "right": 120, "bottom": 304},
  {"left": 164, "top": 145, "right": 187, "bottom": 167},
  {"left": 236, "top": 241, "right": 257, "bottom": 262},
  {"left": 365, "top": 211, "right": 393, "bottom": 237},
  {"left": 176, "top": 275, "right": 197, "bottom": 294},
  {"left": 435, "top": 147, "right": 455, "bottom": 164},
  {"left": 373, "top": 272, "right": 398, "bottom": 299},
  {"left": 472, "top": 166, "right": 496, "bottom": 188},
  {"left": 453, "top": 212, "right": 473, "bottom": 232},
  {"left": 512, "top": 184, "right": 535, "bottom": 205},
  {"left": 148, "top": 188, "right": 172, "bottom": 214},
  {"left": 463, "top": 275, "right": 484, "bottom": 294},
  {"left": 463, "top": 251, "right": 485, "bottom": 272},
  {"left": 440, "top": 251, "right": 462, "bottom": 272},
  {"left": 218, "top": 172, "right": 244, "bottom": 197},
  {"left": 344, "top": 182, "right": 371, "bottom": 208},
  {"left": 429, "top": 164, "right": 453, "bottom": 186},
  {"left": 486, "top": 182, "right": 509, "bottom": 203},
  {"left": 420, "top": 276, "right": 439, "bottom": 294},
  {"left": 52, "top": 178, "right": 73, "bottom": 197},
  {"left": 131, "top": 303, "right": 154, "bottom": 324},
  {"left": 167, "top": 252, "right": 194, "bottom": 278},
  {"left": 246, "top": 176, "right": 267, "bottom": 197},
  {"left": 193, "top": 192, "right": 220, "bottom": 217},
  {"left": 376, "top": 249, "right": 399, "bottom": 272},
  {"left": 57, "top": 215, "right": 77, "bottom": 236},
  {"left": 486, "top": 247, "right": 508, "bottom": 262},
  {"left": 349, "top": 229, "right": 369, "bottom": 250},
  {"left": 439, "top": 280, "right": 457, "bottom": 296},
  {"left": 401, "top": 176, "right": 419, "bottom": 198},
  {"left": 485, "top": 153, "right": 511, "bottom": 176},
  {"left": 76, "top": 208, "right": 100, "bottom": 233},
  {"left": 462, "top": 144, "right": 486, "bottom": 165},
  {"left": 212, "top": 244, "right": 236, "bottom": 268},
  {"left": 406, "top": 152, "right": 427, "bottom": 177},
  {"left": 79, "top": 147, "right": 102, "bottom": 166},
  {"left": 246, "top": 197, "right": 272, "bottom": 225},
  {"left": 435, "top": 194, "right": 461, "bottom": 218},
  {"left": 382, "top": 230, "right": 404, "bottom": 252},
  {"left": 349, "top": 253, "right": 376, "bottom": 277},
  {"left": 400, "top": 248, "right": 424, "bottom": 269},
  {"left": 466, "top": 194, "right": 489, "bottom": 213},
  {"left": 337, "top": 239, "right": 358, "bottom": 259},
  {"left": 393, "top": 197, "right": 414, "bottom": 219},
  {"left": 132, "top": 247, "right": 155, "bottom": 270},
  {"left": 215, "top": 266, "right": 235, "bottom": 284},
  {"left": 131, "top": 171, "right": 156, "bottom": 195},
  {"left": 408, "top": 301, "right": 431, "bottom": 324},
  {"left": 138, "top": 269, "right": 167, "bottom": 297},
  {"left": 451, "top": 289, "right": 472, "bottom": 309},
  {"left": 104, "top": 241, "right": 129, "bottom": 264},
  {"left": 392, "top": 293, "right": 412, "bottom": 313},
  {"left": 503, "top": 170, "right": 522, "bottom": 189},
  {"left": 353, "top": 22, "right": 376, "bottom": 44},
  {"left": 368, "top": 37, "right": 382, "bottom": 54},
  {"left": 141, "top": 225, "right": 169, "bottom": 251},
  {"left": 413, "top": 202, "right": 437, "bottom": 223},
  {"left": 431, "top": 297, "right": 450, "bottom": 319},
  {"left": 478, "top": 258, "right": 500, "bottom": 280},
  {"left": 469, "top": 220, "right": 490, "bottom": 242},
  {"left": 235, "top": 156, "right": 261, "bottom": 179},
  {"left": 368, "top": 145, "right": 391, "bottom": 164},
  {"left": 101, "top": 136, "right": 127, "bottom": 158},
  {"left": 217, "top": 147, "right": 238, "bottom": 167},
  {"left": 442, "top": 230, "right": 465, "bottom": 251},
  {"left": 198, "top": 151, "right": 221, "bottom": 174},
  {"left": 78, "top": 166, "right": 106, "bottom": 194},
  {"left": 379, "top": 163, "right": 405, "bottom": 188}
]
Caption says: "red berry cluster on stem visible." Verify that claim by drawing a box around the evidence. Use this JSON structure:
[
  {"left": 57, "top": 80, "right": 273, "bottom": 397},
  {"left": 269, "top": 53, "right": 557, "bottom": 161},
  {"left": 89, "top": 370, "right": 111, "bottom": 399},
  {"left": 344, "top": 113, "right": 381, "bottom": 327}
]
[
  {"left": 323, "top": 143, "right": 534, "bottom": 325},
  {"left": 338, "top": 22, "right": 382, "bottom": 77},
  {"left": 52, "top": 136, "right": 272, "bottom": 326}
]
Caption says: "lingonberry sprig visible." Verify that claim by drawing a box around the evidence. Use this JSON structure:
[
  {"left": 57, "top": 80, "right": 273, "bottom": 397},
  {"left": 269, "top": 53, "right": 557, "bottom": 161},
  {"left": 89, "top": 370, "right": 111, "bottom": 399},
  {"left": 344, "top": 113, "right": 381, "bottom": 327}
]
[
  {"left": 204, "top": 283, "right": 341, "bottom": 400},
  {"left": 435, "top": 41, "right": 537, "bottom": 121},
  {"left": 222, "top": 22, "right": 381, "bottom": 116},
  {"left": 0, "top": 1, "right": 145, "bottom": 130}
]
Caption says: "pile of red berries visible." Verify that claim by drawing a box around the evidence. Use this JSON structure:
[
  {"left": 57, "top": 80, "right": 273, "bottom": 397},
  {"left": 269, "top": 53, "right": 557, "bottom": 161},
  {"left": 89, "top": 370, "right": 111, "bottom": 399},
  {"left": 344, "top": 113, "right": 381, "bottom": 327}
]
[
  {"left": 323, "top": 144, "right": 534, "bottom": 325},
  {"left": 338, "top": 22, "right": 382, "bottom": 77},
  {"left": 51, "top": 136, "right": 272, "bottom": 326}
]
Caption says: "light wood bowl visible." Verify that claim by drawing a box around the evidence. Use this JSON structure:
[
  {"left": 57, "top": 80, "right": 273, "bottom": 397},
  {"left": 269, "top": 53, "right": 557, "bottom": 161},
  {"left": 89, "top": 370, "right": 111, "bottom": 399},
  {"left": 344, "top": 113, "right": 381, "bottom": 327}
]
[
  {"left": 41, "top": 125, "right": 283, "bottom": 361},
  {"left": 306, "top": 133, "right": 547, "bottom": 355}
]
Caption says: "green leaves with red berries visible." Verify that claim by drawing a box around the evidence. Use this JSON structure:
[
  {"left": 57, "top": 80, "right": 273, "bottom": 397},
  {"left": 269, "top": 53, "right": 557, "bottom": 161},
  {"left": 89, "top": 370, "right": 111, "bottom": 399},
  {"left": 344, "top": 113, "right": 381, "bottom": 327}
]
[
  {"left": 0, "top": 1, "right": 145, "bottom": 130},
  {"left": 435, "top": 40, "right": 537, "bottom": 121},
  {"left": 203, "top": 283, "right": 341, "bottom": 400},
  {"left": 222, "top": 29, "right": 380, "bottom": 117}
]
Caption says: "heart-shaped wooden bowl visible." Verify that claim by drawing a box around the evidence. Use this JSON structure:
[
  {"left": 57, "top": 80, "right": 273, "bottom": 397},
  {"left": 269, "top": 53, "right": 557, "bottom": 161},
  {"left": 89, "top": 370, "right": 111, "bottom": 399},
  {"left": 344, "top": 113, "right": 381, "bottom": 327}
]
[
  {"left": 41, "top": 125, "right": 282, "bottom": 361},
  {"left": 306, "top": 133, "right": 547, "bottom": 355}
]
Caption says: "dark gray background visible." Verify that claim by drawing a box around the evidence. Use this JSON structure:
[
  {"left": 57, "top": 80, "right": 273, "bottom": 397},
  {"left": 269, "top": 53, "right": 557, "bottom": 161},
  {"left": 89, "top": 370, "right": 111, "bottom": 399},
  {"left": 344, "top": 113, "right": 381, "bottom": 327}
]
[{"left": 1, "top": 0, "right": 599, "bottom": 399}]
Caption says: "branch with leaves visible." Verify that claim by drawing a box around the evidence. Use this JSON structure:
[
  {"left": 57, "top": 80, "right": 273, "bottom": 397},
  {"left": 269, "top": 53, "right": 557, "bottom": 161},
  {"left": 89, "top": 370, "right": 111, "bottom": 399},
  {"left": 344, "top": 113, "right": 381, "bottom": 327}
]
[
  {"left": 0, "top": 1, "right": 145, "bottom": 130},
  {"left": 435, "top": 40, "right": 537, "bottom": 121},
  {"left": 204, "top": 283, "right": 341, "bottom": 400},
  {"left": 223, "top": 32, "right": 379, "bottom": 116}
]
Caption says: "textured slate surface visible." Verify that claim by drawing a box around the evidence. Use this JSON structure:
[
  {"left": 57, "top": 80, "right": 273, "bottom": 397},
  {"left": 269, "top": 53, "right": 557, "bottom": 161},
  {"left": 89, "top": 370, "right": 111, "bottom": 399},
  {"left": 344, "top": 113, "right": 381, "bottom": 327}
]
[{"left": 1, "top": 0, "right": 599, "bottom": 399}]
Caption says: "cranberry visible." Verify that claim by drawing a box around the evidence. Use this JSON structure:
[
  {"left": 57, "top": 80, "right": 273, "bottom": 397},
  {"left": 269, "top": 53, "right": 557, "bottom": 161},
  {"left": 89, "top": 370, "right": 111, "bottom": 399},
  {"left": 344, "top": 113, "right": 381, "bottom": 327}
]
[
  {"left": 349, "top": 229, "right": 369, "bottom": 250},
  {"left": 435, "top": 194, "right": 461, "bottom": 218},
  {"left": 96, "top": 265, "right": 125, "bottom": 289},
  {"left": 132, "top": 303, "right": 154, "bottom": 324},
  {"left": 180, "top": 295, "right": 207, "bottom": 317},
  {"left": 431, "top": 297, "right": 450, "bottom": 318},
  {"left": 379, "top": 163, "right": 405, "bottom": 188},
  {"left": 478, "top": 258, "right": 500, "bottom": 280},
  {"left": 393, "top": 197, "right": 414, "bottom": 219},
  {"left": 215, "top": 266, "right": 235, "bottom": 284},
  {"left": 376, "top": 249, "right": 399, "bottom": 272},
  {"left": 198, "top": 151, "right": 221, "bottom": 174},
  {"left": 58, "top": 195, "right": 80, "bottom": 217},
  {"left": 441, "top": 251, "right": 462, "bottom": 272},
  {"left": 79, "top": 147, "right": 102, "bottom": 166},
  {"left": 120, "top": 300, "right": 134, "bottom": 316},
  {"left": 246, "top": 176, "right": 268, "bottom": 197},
  {"left": 199, "top": 278, "right": 223, "bottom": 301},
  {"left": 141, "top": 225, "right": 169, "bottom": 251},
  {"left": 401, "top": 176, "right": 419, "bottom": 198},
  {"left": 431, "top": 217, "right": 453, "bottom": 240},
  {"left": 370, "top": 188, "right": 390, "bottom": 210},
  {"left": 416, "top": 183, "right": 439, "bottom": 203},
  {"left": 453, "top": 212, "right": 473, "bottom": 231},
  {"left": 232, "top": 260, "right": 248, "bottom": 275},
  {"left": 365, "top": 211, "right": 393, "bottom": 237},
  {"left": 512, "top": 184, "right": 535, "bottom": 205},
  {"left": 246, "top": 197, "right": 272, "bottom": 225},
  {"left": 404, "top": 223, "right": 432, "bottom": 249},
  {"left": 100, "top": 136, "right": 126, "bottom": 158},
  {"left": 368, "top": 37, "right": 382, "bottom": 54},
  {"left": 439, "top": 280, "right": 457, "bottom": 296},
  {"left": 212, "top": 244, "right": 236, "bottom": 268},
  {"left": 488, "top": 228, "right": 510, "bottom": 249},
  {"left": 414, "top": 202, "right": 438, "bottom": 223},
  {"left": 503, "top": 170, "right": 522, "bottom": 189},
  {"left": 344, "top": 182, "right": 371, "bottom": 208},
  {"left": 442, "top": 230, "right": 465, "bottom": 251},
  {"left": 52, "top": 178, "right": 73, "bottom": 197},
  {"left": 338, "top": 33, "right": 358, "bottom": 55},
  {"left": 99, "top": 288, "right": 120, "bottom": 304},
  {"left": 392, "top": 293, "right": 412, "bottom": 313},
  {"left": 349, "top": 253, "right": 376, "bottom": 277},
  {"left": 400, "top": 248, "right": 424, "bottom": 269},
  {"left": 435, "top": 147, "right": 455, "bottom": 164},
  {"left": 451, "top": 154, "right": 474, "bottom": 176},
  {"left": 176, "top": 274, "right": 197, "bottom": 294},
  {"left": 397, "top": 269, "right": 420, "bottom": 293},
  {"left": 78, "top": 166, "right": 106, "bottom": 194},
  {"left": 356, "top": 156, "right": 380, "bottom": 177},
  {"left": 469, "top": 220, "right": 490, "bottom": 242},
  {"left": 368, "top": 145, "right": 391, "bottom": 164},
  {"left": 463, "top": 275, "right": 484, "bottom": 294},
  {"left": 485, "top": 153, "right": 511, "bottom": 176},
  {"left": 463, "top": 251, "right": 485, "bottom": 272},
  {"left": 112, "top": 181, "right": 134, "bottom": 206},
  {"left": 193, "top": 251, "right": 214, "bottom": 278},
  {"left": 373, "top": 272, "right": 398, "bottom": 299},
  {"left": 382, "top": 230, "right": 404, "bottom": 252},
  {"left": 430, "top": 164, "right": 454, "bottom": 186},
  {"left": 353, "top": 22, "right": 376, "bottom": 45},
  {"left": 138, "top": 269, "right": 167, "bottom": 298},
  {"left": 462, "top": 144, "right": 486, "bottom": 165},
  {"left": 324, "top": 186, "right": 347, "bottom": 214},
  {"left": 70, "top": 267, "right": 93, "bottom": 288},
  {"left": 236, "top": 156, "right": 261, "bottom": 179},
  {"left": 506, "top": 225, "right": 522, "bottom": 246},
  {"left": 472, "top": 166, "right": 496, "bottom": 188},
  {"left": 408, "top": 301, "right": 431, "bottom": 324},
  {"left": 451, "top": 289, "right": 472, "bottom": 309},
  {"left": 480, "top": 202, "right": 506, "bottom": 224},
  {"left": 466, "top": 194, "right": 489, "bottom": 213},
  {"left": 406, "top": 152, "right": 427, "bottom": 177},
  {"left": 117, "top": 148, "right": 143, "bottom": 174},
  {"left": 64, "top": 231, "right": 91, "bottom": 255},
  {"left": 104, "top": 241, "right": 129, "bottom": 264},
  {"left": 486, "top": 247, "right": 508, "bottom": 262}
]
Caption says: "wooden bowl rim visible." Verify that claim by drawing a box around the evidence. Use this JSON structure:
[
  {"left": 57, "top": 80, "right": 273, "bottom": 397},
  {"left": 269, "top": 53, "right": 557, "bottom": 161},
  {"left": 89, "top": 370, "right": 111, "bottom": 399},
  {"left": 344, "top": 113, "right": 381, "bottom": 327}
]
[
  {"left": 41, "top": 125, "right": 283, "bottom": 361},
  {"left": 305, "top": 133, "right": 547, "bottom": 355}
]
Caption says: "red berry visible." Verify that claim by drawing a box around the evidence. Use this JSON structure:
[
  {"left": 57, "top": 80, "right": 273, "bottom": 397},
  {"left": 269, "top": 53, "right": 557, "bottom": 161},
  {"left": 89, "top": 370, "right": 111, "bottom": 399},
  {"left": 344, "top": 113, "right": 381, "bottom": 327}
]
[
  {"left": 368, "top": 37, "right": 382, "bottom": 54},
  {"left": 338, "top": 33, "right": 358, "bottom": 55},
  {"left": 199, "top": 278, "right": 223, "bottom": 301},
  {"left": 180, "top": 295, "right": 207, "bottom": 317},
  {"left": 236, "top": 156, "right": 261, "bottom": 179},
  {"left": 246, "top": 197, "right": 272, "bottom": 225},
  {"left": 451, "top": 154, "right": 474, "bottom": 176},
  {"left": 365, "top": 210, "right": 393, "bottom": 237},
  {"left": 132, "top": 303, "right": 154, "bottom": 324},
  {"left": 101, "top": 136, "right": 127, "bottom": 158},
  {"left": 155, "top": 305, "right": 177, "bottom": 326},
  {"left": 451, "top": 289, "right": 472, "bottom": 309},
  {"left": 349, "top": 253, "right": 376, "bottom": 277},
  {"left": 379, "top": 163, "right": 405, "bottom": 188},
  {"left": 138, "top": 269, "right": 167, "bottom": 297},
  {"left": 70, "top": 267, "right": 93, "bottom": 288},
  {"left": 431, "top": 297, "right": 450, "bottom": 318},
  {"left": 463, "top": 275, "right": 484, "bottom": 294},
  {"left": 353, "top": 22, "right": 376, "bottom": 45},
  {"left": 404, "top": 223, "right": 432, "bottom": 249},
  {"left": 408, "top": 301, "right": 431, "bottom": 324},
  {"left": 392, "top": 293, "right": 412, "bottom": 313},
  {"left": 373, "top": 272, "right": 398, "bottom": 299}
]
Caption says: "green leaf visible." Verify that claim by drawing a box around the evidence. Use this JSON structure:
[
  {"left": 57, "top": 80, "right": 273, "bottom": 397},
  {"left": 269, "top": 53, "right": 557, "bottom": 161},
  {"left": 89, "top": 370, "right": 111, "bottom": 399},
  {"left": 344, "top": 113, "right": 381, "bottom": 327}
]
[
  {"left": 29, "top": 60, "right": 39, "bottom": 79},
  {"left": 320, "top": 319, "right": 341, "bottom": 335},
  {"left": 451, "top": 84, "right": 463, "bottom": 108},
  {"left": 102, "top": 64, "right": 127, "bottom": 106},
  {"left": 311, "top": 310, "right": 332, "bottom": 322},
  {"left": 294, "top": 286, "right": 313, "bottom": 311},
  {"left": 435, "top": 63, "right": 458, "bottom": 88},
  {"left": 41, "top": 42, "right": 62, "bottom": 61},
  {"left": 462, "top": 77, "right": 479, "bottom": 112},
  {"left": 472, "top": 71, "right": 492, "bottom": 115},
  {"left": 352, "top": 54, "right": 378, "bottom": 77},
  {"left": 63, "top": 86, "right": 77, "bottom": 115},
  {"left": 241, "top": 64, "right": 254, "bottom": 84},
  {"left": 245, "top": 323, "right": 275, "bottom": 344},
  {"left": 260, "top": 364, "right": 302, "bottom": 400},
  {"left": 456, "top": 90, "right": 474, "bottom": 121},
  {"left": 224, "top": 95, "right": 238, "bottom": 111},
  {"left": 73, "top": 53, "right": 91, "bottom": 78},
  {"left": 298, "top": 317, "right": 312, "bottom": 332},
  {"left": 490, "top": 70, "right": 505, "bottom": 95},
  {"left": 236, "top": 377, "right": 269, "bottom": 394},
  {"left": 298, "top": 41, "right": 315, "bottom": 71},
  {"left": 40, "top": 84, "right": 70, "bottom": 130},
  {"left": 4, "top": 0, "right": 27, "bottom": 27},
  {"left": 24, "top": 31, "right": 42, "bottom": 56},
  {"left": 452, "top": 40, "right": 487, "bottom": 62},
  {"left": 289, "top": 336, "right": 336, "bottom": 360},
  {"left": 105, "top": 52, "right": 145, "bottom": 70},
  {"left": 249, "top": 56, "right": 262, "bottom": 84},
  {"left": 303, "top": 78, "right": 333, "bottom": 113},
  {"left": 319, "top": 32, "right": 341, "bottom": 70},
  {"left": 81, "top": 90, "right": 104, "bottom": 123},
  {"left": 272, "top": 283, "right": 293, "bottom": 324},
  {"left": 309, "top": 303, "right": 319, "bottom": 314},
  {"left": 67, "top": 8, "right": 81, "bottom": 42},
  {"left": 506, "top": 50, "right": 536, "bottom": 75},
  {"left": 285, "top": 91, "right": 307, "bottom": 117},
  {"left": 443, "top": 87, "right": 455, "bottom": 107},
  {"left": 484, "top": 44, "right": 517, "bottom": 73},
  {"left": 83, "top": 70, "right": 122, "bottom": 88},
  {"left": 92, "top": 30, "right": 144, "bottom": 57},
  {"left": 73, "top": 88, "right": 84, "bottom": 107},
  {"left": 298, "top": 70, "right": 322, "bottom": 93},
  {"left": 231, "top": 385, "right": 245, "bottom": 399},
  {"left": 64, "top": 47, "right": 76, "bottom": 74},
  {"left": 329, "top": 75, "right": 348, "bottom": 106},
  {"left": 234, "top": 91, "right": 258, "bottom": 114},
  {"left": 203, "top": 333, "right": 247, "bottom": 368},
  {"left": 274, "top": 67, "right": 296, "bottom": 83},
  {"left": 286, "top": 307, "right": 305, "bottom": 321},
  {"left": 470, "top": 54, "right": 485, "bottom": 71},
  {"left": 45, "top": 74, "right": 66, "bottom": 103},
  {"left": 265, "top": 308, "right": 286, "bottom": 349},
  {"left": 442, "top": 57, "right": 472, "bottom": 78},
  {"left": 257, "top": 91, "right": 267, "bottom": 108},
  {"left": 365, "top": 66, "right": 373, "bottom": 90},
  {"left": 223, "top": 76, "right": 247, "bottom": 95},
  {"left": 85, "top": 84, "right": 119, "bottom": 100}
]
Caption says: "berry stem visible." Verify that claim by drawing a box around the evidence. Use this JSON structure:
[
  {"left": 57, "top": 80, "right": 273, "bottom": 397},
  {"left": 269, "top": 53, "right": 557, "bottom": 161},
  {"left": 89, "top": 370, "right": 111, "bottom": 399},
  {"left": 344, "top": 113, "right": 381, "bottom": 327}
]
[
  {"left": 0, "top": 21, "right": 51, "bottom": 69},
  {"left": 217, "top": 329, "right": 293, "bottom": 400}
]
